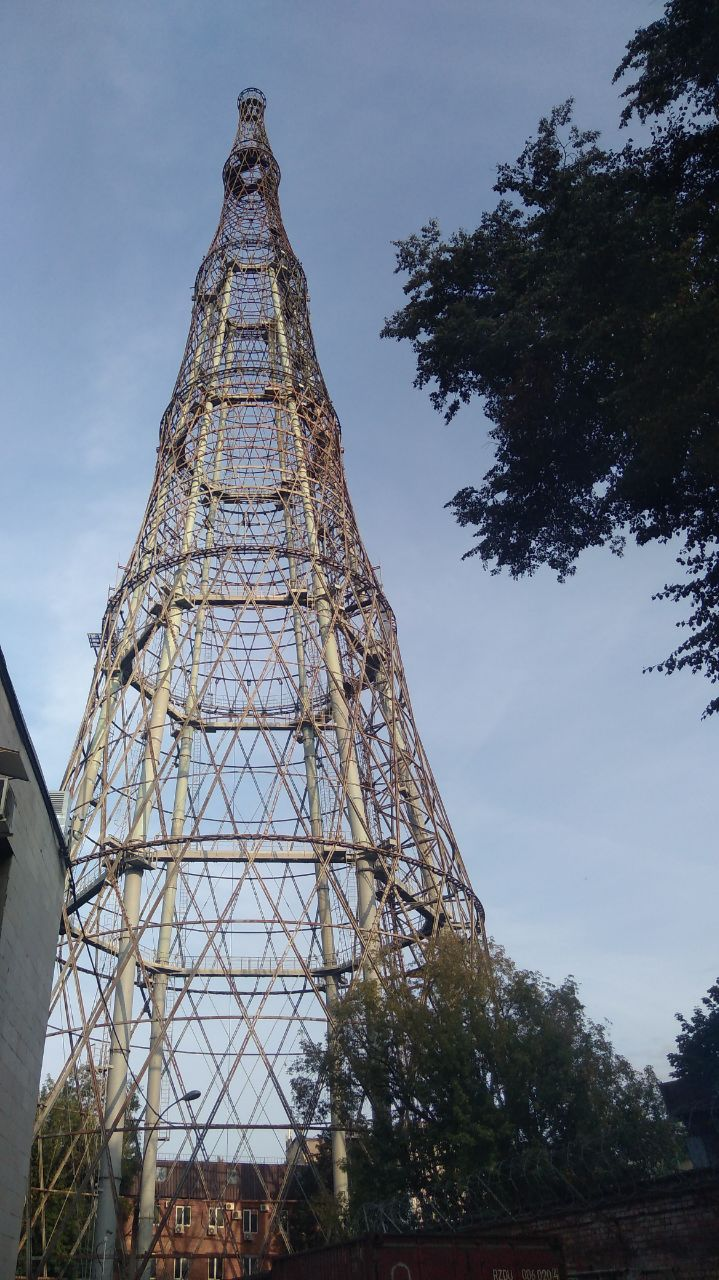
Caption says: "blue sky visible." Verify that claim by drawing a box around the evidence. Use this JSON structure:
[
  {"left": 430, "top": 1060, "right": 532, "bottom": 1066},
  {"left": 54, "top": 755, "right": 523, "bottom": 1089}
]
[{"left": 1, "top": 0, "right": 715, "bottom": 1075}]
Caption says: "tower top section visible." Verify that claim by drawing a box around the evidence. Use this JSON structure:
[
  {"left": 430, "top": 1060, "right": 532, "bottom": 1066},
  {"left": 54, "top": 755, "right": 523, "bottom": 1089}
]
[
  {"left": 238, "top": 86, "right": 266, "bottom": 116},
  {"left": 182, "top": 88, "right": 325, "bottom": 408},
  {"left": 223, "top": 85, "right": 280, "bottom": 201}
]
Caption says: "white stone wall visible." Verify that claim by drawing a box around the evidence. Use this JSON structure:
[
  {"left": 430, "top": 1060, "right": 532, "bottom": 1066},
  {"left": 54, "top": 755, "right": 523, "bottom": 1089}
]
[{"left": 0, "top": 682, "right": 66, "bottom": 1280}]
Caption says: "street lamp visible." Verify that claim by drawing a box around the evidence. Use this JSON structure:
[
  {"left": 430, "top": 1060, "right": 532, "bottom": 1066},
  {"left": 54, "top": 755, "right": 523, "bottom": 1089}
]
[
  {"left": 167, "top": 1090, "right": 201, "bottom": 1110},
  {"left": 135, "top": 1090, "right": 202, "bottom": 1279},
  {"left": 145, "top": 1090, "right": 201, "bottom": 1148}
]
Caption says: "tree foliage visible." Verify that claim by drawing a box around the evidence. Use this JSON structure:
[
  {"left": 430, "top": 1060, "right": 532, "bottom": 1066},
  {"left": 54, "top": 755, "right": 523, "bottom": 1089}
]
[
  {"left": 382, "top": 0, "right": 719, "bottom": 713},
  {"left": 286, "top": 1139, "right": 346, "bottom": 1251},
  {"left": 668, "top": 976, "right": 719, "bottom": 1092},
  {"left": 21, "top": 1069, "right": 141, "bottom": 1279},
  {"left": 291, "top": 940, "right": 679, "bottom": 1218}
]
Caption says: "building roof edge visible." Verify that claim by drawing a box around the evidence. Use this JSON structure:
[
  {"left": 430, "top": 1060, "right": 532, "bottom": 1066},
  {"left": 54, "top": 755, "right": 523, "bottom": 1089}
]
[{"left": 0, "top": 646, "right": 70, "bottom": 870}]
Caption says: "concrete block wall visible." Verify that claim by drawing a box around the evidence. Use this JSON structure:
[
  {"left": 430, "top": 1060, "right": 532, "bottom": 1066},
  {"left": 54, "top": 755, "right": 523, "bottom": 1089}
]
[{"left": 0, "top": 660, "right": 67, "bottom": 1280}]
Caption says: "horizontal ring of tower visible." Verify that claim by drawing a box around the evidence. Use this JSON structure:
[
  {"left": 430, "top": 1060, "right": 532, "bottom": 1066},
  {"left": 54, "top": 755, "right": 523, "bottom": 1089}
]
[
  {"left": 65, "top": 832, "right": 484, "bottom": 922},
  {"left": 104, "top": 541, "right": 394, "bottom": 621},
  {"left": 163, "top": 367, "right": 323, "bottom": 423},
  {"left": 63, "top": 915, "right": 438, "bottom": 982}
]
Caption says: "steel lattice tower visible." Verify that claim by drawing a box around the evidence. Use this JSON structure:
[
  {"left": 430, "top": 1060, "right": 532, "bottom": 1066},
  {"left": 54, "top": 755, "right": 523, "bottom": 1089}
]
[{"left": 30, "top": 90, "right": 485, "bottom": 1278}]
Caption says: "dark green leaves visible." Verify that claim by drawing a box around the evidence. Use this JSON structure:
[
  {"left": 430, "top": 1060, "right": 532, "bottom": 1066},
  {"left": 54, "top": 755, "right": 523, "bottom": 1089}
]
[
  {"left": 615, "top": 0, "right": 719, "bottom": 124},
  {"left": 382, "top": 0, "right": 719, "bottom": 712},
  {"left": 669, "top": 976, "right": 719, "bottom": 1090},
  {"left": 291, "top": 940, "right": 680, "bottom": 1218}
]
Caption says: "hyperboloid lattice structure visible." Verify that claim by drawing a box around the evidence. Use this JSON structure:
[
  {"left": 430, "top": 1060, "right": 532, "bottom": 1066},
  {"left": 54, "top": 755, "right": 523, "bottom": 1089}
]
[{"left": 29, "top": 89, "right": 485, "bottom": 1278}]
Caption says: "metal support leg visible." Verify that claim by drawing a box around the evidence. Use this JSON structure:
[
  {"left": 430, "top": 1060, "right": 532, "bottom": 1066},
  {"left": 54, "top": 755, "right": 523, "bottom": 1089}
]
[
  {"left": 92, "top": 863, "right": 144, "bottom": 1280},
  {"left": 135, "top": 276, "right": 233, "bottom": 1274},
  {"left": 274, "top": 341, "right": 348, "bottom": 1201},
  {"left": 270, "top": 271, "right": 377, "bottom": 962}
]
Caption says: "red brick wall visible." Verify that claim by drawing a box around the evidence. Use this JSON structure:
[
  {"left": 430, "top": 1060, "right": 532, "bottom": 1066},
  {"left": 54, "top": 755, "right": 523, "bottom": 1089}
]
[{"left": 474, "top": 1171, "right": 719, "bottom": 1280}]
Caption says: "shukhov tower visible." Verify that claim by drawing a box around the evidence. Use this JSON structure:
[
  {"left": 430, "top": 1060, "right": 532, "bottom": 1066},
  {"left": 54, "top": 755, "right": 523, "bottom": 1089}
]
[{"left": 33, "top": 90, "right": 484, "bottom": 1277}]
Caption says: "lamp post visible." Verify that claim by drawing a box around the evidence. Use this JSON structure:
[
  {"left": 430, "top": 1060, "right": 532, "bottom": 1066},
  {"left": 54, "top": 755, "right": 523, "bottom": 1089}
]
[
  {"left": 150, "top": 1091, "right": 202, "bottom": 1140},
  {"left": 135, "top": 1090, "right": 201, "bottom": 1280}
]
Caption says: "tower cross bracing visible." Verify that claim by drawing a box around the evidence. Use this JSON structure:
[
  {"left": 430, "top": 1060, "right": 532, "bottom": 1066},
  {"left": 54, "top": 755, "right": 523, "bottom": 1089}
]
[{"left": 29, "top": 89, "right": 485, "bottom": 1279}]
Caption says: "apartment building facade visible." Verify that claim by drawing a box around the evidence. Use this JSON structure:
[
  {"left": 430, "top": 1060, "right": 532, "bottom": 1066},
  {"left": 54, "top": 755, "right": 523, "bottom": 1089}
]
[{"left": 123, "top": 1160, "right": 296, "bottom": 1278}]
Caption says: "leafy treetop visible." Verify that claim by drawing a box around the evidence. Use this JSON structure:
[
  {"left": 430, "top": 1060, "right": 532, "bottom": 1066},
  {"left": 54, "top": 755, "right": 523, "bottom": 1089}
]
[
  {"left": 382, "top": 0, "right": 719, "bottom": 713},
  {"left": 668, "top": 977, "right": 719, "bottom": 1092},
  {"left": 291, "top": 939, "right": 680, "bottom": 1220}
]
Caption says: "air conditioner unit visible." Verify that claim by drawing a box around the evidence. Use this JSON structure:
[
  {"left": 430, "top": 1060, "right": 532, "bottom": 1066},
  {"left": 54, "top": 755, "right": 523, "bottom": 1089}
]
[
  {"left": 49, "top": 790, "right": 71, "bottom": 837},
  {"left": 259, "top": 1203, "right": 269, "bottom": 1212},
  {"left": 231, "top": 1210, "right": 241, "bottom": 1221},
  {"left": 243, "top": 1233, "right": 256, "bottom": 1241},
  {"left": 208, "top": 1226, "right": 217, "bottom": 1236},
  {"left": 0, "top": 777, "right": 17, "bottom": 838},
  {"left": 174, "top": 1224, "right": 185, "bottom": 1234},
  {"left": 224, "top": 1202, "right": 234, "bottom": 1212}
]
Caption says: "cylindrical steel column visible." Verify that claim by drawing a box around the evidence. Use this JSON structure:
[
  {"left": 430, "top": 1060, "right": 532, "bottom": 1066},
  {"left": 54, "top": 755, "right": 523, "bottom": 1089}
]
[
  {"left": 270, "top": 271, "right": 377, "bottom": 958},
  {"left": 135, "top": 276, "right": 233, "bottom": 1272},
  {"left": 275, "top": 366, "right": 348, "bottom": 1199},
  {"left": 92, "top": 861, "right": 145, "bottom": 1280}
]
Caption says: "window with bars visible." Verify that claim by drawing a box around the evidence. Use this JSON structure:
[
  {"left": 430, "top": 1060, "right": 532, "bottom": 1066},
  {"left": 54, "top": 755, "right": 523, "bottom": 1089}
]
[
  {"left": 175, "top": 1206, "right": 191, "bottom": 1229},
  {"left": 242, "top": 1208, "right": 258, "bottom": 1236},
  {"left": 174, "top": 1259, "right": 189, "bottom": 1280},
  {"left": 208, "top": 1258, "right": 223, "bottom": 1280},
  {"left": 208, "top": 1206, "right": 224, "bottom": 1230},
  {"left": 241, "top": 1260, "right": 259, "bottom": 1277}
]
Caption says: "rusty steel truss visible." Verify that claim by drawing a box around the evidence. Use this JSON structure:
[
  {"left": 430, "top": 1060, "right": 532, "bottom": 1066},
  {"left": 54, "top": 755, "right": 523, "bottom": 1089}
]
[{"left": 28, "top": 89, "right": 485, "bottom": 1279}]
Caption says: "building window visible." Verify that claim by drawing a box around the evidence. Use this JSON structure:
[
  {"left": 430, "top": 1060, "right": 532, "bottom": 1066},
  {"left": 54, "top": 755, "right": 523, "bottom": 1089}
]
[
  {"left": 174, "top": 1259, "right": 189, "bottom": 1280},
  {"left": 208, "top": 1206, "right": 224, "bottom": 1230},
  {"left": 208, "top": 1259, "right": 223, "bottom": 1280},
  {"left": 175, "top": 1205, "right": 191, "bottom": 1229},
  {"left": 241, "top": 1261, "right": 259, "bottom": 1277},
  {"left": 156, "top": 1167, "right": 168, "bottom": 1183},
  {"left": 149, "top": 1261, "right": 157, "bottom": 1280},
  {"left": 242, "top": 1208, "right": 258, "bottom": 1237}
]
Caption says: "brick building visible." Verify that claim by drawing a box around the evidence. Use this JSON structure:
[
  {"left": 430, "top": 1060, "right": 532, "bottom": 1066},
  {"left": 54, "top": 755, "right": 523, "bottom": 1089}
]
[
  {"left": 123, "top": 1160, "right": 297, "bottom": 1278},
  {"left": 474, "top": 1169, "right": 719, "bottom": 1280}
]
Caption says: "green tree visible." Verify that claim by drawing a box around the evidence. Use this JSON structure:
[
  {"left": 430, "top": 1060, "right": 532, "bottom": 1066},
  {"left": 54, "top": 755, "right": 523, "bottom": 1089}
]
[
  {"left": 291, "top": 939, "right": 679, "bottom": 1220},
  {"left": 21, "top": 1069, "right": 141, "bottom": 1279},
  {"left": 382, "top": 0, "right": 719, "bottom": 713},
  {"left": 287, "top": 1139, "right": 347, "bottom": 1251},
  {"left": 668, "top": 977, "right": 719, "bottom": 1092}
]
